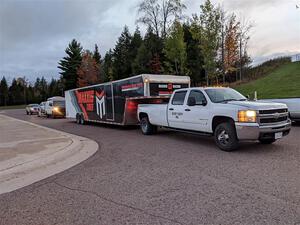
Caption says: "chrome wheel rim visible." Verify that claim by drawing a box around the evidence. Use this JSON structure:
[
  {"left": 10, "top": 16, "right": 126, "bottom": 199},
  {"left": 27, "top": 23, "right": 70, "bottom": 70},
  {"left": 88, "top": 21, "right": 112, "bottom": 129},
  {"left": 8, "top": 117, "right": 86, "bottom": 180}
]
[
  {"left": 141, "top": 119, "right": 148, "bottom": 133},
  {"left": 218, "top": 130, "right": 230, "bottom": 145}
]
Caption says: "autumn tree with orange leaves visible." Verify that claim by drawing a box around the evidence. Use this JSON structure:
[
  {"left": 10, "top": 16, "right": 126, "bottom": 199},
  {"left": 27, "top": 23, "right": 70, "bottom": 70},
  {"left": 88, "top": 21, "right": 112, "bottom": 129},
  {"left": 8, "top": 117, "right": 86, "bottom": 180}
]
[
  {"left": 224, "top": 14, "right": 240, "bottom": 75},
  {"left": 77, "top": 51, "right": 101, "bottom": 87}
]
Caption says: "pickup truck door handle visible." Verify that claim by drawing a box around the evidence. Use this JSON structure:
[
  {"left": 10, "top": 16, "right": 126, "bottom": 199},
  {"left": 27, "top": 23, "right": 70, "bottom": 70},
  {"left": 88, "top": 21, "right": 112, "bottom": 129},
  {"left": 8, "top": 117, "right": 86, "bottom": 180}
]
[
  {"left": 169, "top": 108, "right": 174, "bottom": 111},
  {"left": 185, "top": 109, "right": 191, "bottom": 112}
]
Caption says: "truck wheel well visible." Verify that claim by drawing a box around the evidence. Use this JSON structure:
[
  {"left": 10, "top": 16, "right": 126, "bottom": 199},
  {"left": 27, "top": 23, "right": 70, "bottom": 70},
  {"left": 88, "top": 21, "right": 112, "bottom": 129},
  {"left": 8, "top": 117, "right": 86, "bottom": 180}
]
[
  {"left": 212, "top": 116, "right": 235, "bottom": 133},
  {"left": 139, "top": 112, "right": 148, "bottom": 120}
]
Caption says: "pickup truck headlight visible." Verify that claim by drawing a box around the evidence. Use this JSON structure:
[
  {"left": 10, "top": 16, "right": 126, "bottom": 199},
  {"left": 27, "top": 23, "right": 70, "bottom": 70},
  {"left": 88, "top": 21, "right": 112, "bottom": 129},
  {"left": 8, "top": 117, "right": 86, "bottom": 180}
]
[
  {"left": 53, "top": 107, "right": 59, "bottom": 112},
  {"left": 238, "top": 110, "right": 257, "bottom": 123}
]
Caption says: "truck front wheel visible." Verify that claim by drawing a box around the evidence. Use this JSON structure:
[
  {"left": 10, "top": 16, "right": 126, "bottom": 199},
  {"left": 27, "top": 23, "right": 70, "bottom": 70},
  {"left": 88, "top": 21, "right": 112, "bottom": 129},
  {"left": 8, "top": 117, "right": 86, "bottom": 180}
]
[
  {"left": 214, "top": 122, "right": 239, "bottom": 151},
  {"left": 140, "top": 116, "right": 157, "bottom": 135}
]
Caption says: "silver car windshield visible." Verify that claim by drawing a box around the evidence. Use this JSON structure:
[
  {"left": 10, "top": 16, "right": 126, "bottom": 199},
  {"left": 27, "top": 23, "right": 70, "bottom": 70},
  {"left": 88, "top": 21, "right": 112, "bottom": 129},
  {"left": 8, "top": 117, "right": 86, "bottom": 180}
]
[{"left": 205, "top": 89, "right": 246, "bottom": 103}]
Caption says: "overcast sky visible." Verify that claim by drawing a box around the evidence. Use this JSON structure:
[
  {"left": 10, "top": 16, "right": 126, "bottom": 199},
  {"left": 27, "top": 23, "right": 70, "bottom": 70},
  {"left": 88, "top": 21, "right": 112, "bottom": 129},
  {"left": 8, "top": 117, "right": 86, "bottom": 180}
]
[{"left": 0, "top": 0, "right": 299, "bottom": 83}]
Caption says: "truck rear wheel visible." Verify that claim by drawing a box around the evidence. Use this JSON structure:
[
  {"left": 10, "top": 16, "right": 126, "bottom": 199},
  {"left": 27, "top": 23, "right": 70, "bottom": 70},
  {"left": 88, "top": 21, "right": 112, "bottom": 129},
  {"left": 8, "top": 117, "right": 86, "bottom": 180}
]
[
  {"left": 214, "top": 122, "right": 239, "bottom": 151},
  {"left": 140, "top": 116, "right": 157, "bottom": 135}
]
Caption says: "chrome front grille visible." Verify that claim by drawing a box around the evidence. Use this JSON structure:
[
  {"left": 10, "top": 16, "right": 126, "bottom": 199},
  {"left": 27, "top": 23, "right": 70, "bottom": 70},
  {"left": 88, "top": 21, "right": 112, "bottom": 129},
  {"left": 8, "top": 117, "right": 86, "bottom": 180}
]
[{"left": 258, "top": 108, "right": 289, "bottom": 125}]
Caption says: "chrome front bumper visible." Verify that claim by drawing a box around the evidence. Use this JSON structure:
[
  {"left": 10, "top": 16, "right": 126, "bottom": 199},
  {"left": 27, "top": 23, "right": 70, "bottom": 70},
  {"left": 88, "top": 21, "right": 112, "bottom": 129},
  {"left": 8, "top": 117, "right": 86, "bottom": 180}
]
[{"left": 235, "top": 120, "right": 291, "bottom": 140}]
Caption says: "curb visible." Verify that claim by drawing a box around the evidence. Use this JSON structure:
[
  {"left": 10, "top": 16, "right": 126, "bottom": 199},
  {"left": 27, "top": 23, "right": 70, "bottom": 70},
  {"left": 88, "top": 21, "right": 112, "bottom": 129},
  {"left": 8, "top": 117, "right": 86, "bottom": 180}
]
[{"left": 0, "top": 115, "right": 99, "bottom": 194}]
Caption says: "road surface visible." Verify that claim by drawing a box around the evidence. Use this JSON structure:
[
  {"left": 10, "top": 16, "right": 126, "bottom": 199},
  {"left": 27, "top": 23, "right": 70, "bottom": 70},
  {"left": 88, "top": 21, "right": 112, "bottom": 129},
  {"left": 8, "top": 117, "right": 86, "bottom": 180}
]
[{"left": 0, "top": 109, "right": 299, "bottom": 225}]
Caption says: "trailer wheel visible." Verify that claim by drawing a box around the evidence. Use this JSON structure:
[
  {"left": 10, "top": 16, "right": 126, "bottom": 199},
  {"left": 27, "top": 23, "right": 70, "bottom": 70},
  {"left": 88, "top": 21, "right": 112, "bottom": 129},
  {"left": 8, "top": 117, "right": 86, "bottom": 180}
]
[
  {"left": 76, "top": 114, "right": 80, "bottom": 124},
  {"left": 80, "top": 115, "right": 85, "bottom": 125},
  {"left": 140, "top": 116, "right": 157, "bottom": 135},
  {"left": 214, "top": 122, "right": 239, "bottom": 151}
]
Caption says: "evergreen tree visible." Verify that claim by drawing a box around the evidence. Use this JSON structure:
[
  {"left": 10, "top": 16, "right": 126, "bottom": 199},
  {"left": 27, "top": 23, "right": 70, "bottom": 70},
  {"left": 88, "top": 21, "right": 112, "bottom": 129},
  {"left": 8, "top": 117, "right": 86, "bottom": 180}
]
[
  {"left": 183, "top": 23, "right": 205, "bottom": 85},
  {"left": 58, "top": 39, "right": 83, "bottom": 91},
  {"left": 103, "top": 49, "right": 114, "bottom": 82},
  {"left": 191, "top": 0, "right": 222, "bottom": 85},
  {"left": 0, "top": 76, "right": 9, "bottom": 106},
  {"left": 112, "top": 26, "right": 133, "bottom": 80},
  {"left": 93, "top": 44, "right": 101, "bottom": 64},
  {"left": 163, "top": 21, "right": 187, "bottom": 75},
  {"left": 133, "top": 27, "right": 164, "bottom": 74},
  {"left": 9, "top": 79, "right": 23, "bottom": 105},
  {"left": 132, "top": 43, "right": 152, "bottom": 74}
]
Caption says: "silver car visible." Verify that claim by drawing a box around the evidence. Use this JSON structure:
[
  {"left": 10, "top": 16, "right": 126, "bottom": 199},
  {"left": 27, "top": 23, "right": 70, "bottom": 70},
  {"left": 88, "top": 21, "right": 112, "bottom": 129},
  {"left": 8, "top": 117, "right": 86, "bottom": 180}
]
[{"left": 26, "top": 104, "right": 40, "bottom": 115}]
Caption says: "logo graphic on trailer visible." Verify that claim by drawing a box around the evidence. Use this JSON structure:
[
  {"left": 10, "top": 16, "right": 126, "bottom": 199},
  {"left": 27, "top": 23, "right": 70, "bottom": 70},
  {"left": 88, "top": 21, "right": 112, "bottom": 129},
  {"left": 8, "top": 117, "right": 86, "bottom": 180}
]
[{"left": 96, "top": 91, "right": 106, "bottom": 119}]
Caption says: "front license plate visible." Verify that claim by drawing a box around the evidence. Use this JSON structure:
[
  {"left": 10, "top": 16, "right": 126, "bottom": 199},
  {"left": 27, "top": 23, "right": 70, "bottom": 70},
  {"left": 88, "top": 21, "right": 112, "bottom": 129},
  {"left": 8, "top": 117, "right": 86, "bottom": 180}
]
[{"left": 275, "top": 132, "right": 283, "bottom": 139}]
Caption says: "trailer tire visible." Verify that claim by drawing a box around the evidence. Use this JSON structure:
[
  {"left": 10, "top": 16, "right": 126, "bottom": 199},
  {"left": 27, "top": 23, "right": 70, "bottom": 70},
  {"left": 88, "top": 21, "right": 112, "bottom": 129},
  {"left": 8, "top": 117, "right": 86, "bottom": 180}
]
[
  {"left": 80, "top": 115, "right": 85, "bottom": 125},
  {"left": 214, "top": 122, "right": 239, "bottom": 151},
  {"left": 140, "top": 116, "right": 157, "bottom": 135},
  {"left": 76, "top": 114, "right": 81, "bottom": 124}
]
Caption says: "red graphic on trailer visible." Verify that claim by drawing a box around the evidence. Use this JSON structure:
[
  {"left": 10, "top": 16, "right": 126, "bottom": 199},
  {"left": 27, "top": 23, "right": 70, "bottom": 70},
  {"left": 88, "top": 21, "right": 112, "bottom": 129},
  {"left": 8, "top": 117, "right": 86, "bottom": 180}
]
[{"left": 75, "top": 90, "right": 94, "bottom": 120}]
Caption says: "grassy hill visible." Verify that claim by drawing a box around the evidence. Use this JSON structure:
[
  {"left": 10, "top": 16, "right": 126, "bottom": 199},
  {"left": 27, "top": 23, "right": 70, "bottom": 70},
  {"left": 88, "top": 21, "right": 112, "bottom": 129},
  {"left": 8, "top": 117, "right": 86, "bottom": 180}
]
[{"left": 235, "top": 62, "right": 300, "bottom": 99}]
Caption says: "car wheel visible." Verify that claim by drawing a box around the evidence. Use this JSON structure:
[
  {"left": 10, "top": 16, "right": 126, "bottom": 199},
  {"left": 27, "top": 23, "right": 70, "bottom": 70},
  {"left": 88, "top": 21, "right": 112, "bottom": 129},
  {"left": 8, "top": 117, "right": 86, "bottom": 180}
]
[
  {"left": 259, "top": 138, "right": 276, "bottom": 144},
  {"left": 214, "top": 122, "right": 239, "bottom": 151},
  {"left": 140, "top": 116, "right": 157, "bottom": 135},
  {"left": 26, "top": 111, "right": 29, "bottom": 115}
]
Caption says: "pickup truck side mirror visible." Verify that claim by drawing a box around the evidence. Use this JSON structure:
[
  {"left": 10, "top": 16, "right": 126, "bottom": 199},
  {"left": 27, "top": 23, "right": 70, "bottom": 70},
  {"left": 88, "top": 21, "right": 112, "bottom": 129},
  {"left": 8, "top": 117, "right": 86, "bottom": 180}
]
[{"left": 187, "top": 97, "right": 196, "bottom": 106}]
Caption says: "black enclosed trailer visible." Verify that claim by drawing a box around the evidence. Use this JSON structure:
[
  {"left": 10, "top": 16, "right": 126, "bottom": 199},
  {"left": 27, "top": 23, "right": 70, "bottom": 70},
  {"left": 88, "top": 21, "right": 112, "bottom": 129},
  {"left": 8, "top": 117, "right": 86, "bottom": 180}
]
[{"left": 65, "top": 74, "right": 190, "bottom": 125}]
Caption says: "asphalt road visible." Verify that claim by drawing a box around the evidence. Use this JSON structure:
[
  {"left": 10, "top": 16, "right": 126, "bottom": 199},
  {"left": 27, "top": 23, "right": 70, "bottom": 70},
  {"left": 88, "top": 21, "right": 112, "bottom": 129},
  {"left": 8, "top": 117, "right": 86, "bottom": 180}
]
[{"left": 0, "top": 109, "right": 299, "bottom": 225}]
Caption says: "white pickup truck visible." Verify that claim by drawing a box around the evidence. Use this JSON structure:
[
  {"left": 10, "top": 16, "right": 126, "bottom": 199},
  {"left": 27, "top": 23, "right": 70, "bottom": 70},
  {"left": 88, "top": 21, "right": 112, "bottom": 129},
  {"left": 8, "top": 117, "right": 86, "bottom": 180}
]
[{"left": 137, "top": 87, "right": 291, "bottom": 151}]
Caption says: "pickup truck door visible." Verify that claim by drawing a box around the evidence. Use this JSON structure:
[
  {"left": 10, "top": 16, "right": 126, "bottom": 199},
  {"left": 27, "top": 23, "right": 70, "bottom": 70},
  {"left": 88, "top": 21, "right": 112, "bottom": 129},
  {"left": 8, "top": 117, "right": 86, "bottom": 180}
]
[
  {"left": 181, "top": 90, "right": 210, "bottom": 132},
  {"left": 167, "top": 90, "right": 187, "bottom": 128}
]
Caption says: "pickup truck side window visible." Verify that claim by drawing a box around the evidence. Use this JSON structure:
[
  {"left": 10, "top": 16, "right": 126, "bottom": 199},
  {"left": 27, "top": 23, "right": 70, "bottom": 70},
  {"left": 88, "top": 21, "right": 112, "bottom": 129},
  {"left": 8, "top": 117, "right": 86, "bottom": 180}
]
[
  {"left": 189, "top": 90, "right": 206, "bottom": 105},
  {"left": 172, "top": 91, "right": 187, "bottom": 105}
]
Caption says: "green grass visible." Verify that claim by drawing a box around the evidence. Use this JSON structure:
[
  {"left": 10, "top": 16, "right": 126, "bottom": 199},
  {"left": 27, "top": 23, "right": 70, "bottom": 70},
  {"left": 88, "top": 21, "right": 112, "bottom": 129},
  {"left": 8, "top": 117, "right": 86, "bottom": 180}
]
[
  {"left": 0, "top": 105, "right": 26, "bottom": 110},
  {"left": 235, "top": 62, "right": 300, "bottom": 99}
]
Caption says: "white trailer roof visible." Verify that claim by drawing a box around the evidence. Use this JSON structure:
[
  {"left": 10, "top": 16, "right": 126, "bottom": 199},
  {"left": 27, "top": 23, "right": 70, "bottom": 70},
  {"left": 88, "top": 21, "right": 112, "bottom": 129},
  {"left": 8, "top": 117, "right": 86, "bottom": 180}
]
[{"left": 141, "top": 74, "right": 190, "bottom": 83}]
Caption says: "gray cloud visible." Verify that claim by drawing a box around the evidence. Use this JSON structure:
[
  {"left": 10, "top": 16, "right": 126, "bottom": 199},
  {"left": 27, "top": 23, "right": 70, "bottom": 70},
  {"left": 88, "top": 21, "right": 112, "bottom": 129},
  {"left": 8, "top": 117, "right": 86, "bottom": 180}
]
[{"left": 0, "top": 0, "right": 128, "bottom": 82}]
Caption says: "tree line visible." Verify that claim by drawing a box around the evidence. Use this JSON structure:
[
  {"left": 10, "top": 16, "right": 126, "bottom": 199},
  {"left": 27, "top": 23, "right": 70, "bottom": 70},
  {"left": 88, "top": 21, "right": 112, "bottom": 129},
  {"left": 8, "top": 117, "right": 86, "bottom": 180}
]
[
  {"left": 0, "top": 0, "right": 253, "bottom": 106},
  {"left": 60, "top": 0, "right": 252, "bottom": 90},
  {"left": 0, "top": 77, "right": 63, "bottom": 106}
]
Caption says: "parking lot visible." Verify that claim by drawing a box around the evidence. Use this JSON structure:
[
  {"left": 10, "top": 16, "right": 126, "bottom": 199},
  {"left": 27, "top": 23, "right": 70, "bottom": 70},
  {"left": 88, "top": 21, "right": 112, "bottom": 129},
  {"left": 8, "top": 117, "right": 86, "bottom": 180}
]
[{"left": 0, "top": 109, "right": 300, "bottom": 225}]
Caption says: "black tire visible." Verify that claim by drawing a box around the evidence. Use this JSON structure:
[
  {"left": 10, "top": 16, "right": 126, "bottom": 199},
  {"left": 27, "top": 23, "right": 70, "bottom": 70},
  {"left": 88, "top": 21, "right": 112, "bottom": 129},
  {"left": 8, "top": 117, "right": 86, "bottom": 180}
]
[
  {"left": 26, "top": 111, "right": 29, "bottom": 115},
  {"left": 80, "top": 115, "right": 85, "bottom": 125},
  {"left": 214, "top": 122, "right": 239, "bottom": 151},
  {"left": 140, "top": 116, "right": 157, "bottom": 135},
  {"left": 76, "top": 114, "right": 80, "bottom": 124},
  {"left": 259, "top": 138, "right": 276, "bottom": 144}
]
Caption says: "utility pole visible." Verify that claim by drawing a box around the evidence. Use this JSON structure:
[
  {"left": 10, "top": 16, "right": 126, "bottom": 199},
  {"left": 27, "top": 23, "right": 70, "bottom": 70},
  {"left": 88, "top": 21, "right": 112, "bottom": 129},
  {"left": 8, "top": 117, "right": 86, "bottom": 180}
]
[{"left": 239, "top": 35, "right": 242, "bottom": 81}]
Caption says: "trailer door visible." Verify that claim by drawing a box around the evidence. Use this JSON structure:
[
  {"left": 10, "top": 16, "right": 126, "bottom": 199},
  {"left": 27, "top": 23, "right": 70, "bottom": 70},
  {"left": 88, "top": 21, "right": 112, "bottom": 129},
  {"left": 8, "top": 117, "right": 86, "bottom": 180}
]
[{"left": 104, "top": 84, "right": 114, "bottom": 120}]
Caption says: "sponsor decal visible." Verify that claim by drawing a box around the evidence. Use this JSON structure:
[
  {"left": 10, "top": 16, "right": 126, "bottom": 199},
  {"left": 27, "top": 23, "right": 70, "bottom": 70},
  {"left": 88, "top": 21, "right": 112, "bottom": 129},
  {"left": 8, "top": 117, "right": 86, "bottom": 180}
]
[
  {"left": 95, "top": 91, "right": 106, "bottom": 119},
  {"left": 159, "top": 91, "right": 173, "bottom": 96},
  {"left": 76, "top": 90, "right": 94, "bottom": 111},
  {"left": 173, "top": 84, "right": 181, "bottom": 89},
  {"left": 158, "top": 84, "right": 168, "bottom": 88},
  {"left": 121, "top": 83, "right": 143, "bottom": 92}
]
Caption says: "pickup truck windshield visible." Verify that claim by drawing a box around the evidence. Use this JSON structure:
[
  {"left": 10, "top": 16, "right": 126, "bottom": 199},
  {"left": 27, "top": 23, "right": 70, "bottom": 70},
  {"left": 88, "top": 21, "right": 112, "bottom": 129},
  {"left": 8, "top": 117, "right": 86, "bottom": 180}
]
[{"left": 205, "top": 89, "right": 246, "bottom": 103}]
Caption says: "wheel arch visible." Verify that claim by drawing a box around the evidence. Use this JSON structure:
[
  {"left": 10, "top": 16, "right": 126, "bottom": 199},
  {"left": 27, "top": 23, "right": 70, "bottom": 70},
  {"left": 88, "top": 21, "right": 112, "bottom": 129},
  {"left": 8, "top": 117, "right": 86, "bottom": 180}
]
[
  {"left": 139, "top": 112, "right": 148, "bottom": 121},
  {"left": 212, "top": 116, "right": 235, "bottom": 133}
]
